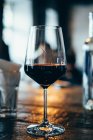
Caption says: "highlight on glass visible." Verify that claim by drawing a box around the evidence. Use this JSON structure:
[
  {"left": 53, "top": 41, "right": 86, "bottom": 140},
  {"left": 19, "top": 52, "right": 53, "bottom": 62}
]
[{"left": 24, "top": 25, "right": 66, "bottom": 137}]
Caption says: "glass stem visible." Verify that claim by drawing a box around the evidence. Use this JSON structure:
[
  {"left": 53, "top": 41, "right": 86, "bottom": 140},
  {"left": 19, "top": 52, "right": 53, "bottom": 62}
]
[{"left": 43, "top": 88, "right": 49, "bottom": 125}]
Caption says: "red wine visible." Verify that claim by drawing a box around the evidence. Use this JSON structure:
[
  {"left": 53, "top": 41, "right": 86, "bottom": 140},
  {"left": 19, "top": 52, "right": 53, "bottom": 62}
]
[{"left": 24, "top": 64, "right": 66, "bottom": 88}]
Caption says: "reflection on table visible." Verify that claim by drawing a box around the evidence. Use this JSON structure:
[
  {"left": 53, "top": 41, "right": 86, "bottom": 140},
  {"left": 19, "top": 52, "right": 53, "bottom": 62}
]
[{"left": 1, "top": 80, "right": 93, "bottom": 140}]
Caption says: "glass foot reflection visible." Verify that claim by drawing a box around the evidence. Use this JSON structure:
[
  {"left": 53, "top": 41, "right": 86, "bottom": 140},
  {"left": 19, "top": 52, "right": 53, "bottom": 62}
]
[{"left": 27, "top": 123, "right": 65, "bottom": 137}]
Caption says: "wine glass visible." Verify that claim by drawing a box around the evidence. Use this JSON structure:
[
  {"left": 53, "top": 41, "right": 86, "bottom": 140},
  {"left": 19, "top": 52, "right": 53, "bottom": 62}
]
[{"left": 24, "top": 25, "right": 66, "bottom": 137}]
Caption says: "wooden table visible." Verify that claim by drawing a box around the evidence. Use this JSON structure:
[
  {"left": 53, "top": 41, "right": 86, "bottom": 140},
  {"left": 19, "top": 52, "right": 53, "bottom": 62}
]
[{"left": 1, "top": 81, "right": 93, "bottom": 140}]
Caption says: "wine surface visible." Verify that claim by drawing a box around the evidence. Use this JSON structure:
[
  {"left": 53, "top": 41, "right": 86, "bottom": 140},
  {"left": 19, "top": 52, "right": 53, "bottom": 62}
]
[{"left": 24, "top": 64, "right": 66, "bottom": 88}]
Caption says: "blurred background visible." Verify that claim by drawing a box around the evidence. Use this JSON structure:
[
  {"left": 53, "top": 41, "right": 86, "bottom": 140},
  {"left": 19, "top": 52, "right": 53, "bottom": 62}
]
[{"left": 0, "top": 0, "right": 93, "bottom": 84}]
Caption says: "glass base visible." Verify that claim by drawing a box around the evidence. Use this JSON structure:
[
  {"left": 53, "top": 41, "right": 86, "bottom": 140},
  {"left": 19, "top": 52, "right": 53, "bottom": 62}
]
[{"left": 27, "top": 123, "right": 65, "bottom": 137}]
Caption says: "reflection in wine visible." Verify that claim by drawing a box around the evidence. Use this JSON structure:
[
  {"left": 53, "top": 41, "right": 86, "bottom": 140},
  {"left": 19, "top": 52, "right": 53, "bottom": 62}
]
[{"left": 24, "top": 64, "right": 66, "bottom": 89}]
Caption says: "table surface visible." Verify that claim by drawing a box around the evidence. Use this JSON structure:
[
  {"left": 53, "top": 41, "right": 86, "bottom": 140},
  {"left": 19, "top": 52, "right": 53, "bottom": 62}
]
[{"left": 1, "top": 80, "right": 93, "bottom": 140}]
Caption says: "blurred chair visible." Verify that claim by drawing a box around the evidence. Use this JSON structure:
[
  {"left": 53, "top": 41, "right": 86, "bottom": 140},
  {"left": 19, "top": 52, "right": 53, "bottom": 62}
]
[{"left": 66, "top": 48, "right": 82, "bottom": 85}]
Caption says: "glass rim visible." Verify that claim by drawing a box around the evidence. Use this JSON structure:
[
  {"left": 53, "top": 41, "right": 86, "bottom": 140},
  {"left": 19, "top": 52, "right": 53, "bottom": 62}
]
[{"left": 30, "top": 25, "right": 62, "bottom": 30}]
